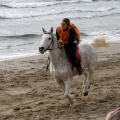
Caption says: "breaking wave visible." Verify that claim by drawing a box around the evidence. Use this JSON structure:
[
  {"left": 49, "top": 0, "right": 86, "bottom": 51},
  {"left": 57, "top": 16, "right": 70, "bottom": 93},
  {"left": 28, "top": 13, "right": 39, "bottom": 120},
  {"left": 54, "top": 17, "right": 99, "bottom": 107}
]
[
  {"left": 0, "top": 7, "right": 115, "bottom": 20},
  {"left": 0, "top": 33, "right": 41, "bottom": 38},
  {"left": 0, "top": 0, "right": 94, "bottom": 8}
]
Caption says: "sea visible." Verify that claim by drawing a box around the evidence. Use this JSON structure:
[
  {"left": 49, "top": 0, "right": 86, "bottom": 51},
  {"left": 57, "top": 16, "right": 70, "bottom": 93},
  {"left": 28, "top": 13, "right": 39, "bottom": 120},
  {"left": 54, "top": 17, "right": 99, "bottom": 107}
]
[{"left": 0, "top": 0, "right": 120, "bottom": 61}]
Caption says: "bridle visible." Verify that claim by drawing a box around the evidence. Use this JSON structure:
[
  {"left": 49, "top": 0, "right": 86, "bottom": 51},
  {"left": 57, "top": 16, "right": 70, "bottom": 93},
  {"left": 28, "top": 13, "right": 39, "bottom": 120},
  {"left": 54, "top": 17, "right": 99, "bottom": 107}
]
[
  {"left": 42, "top": 32, "right": 59, "bottom": 71},
  {"left": 43, "top": 32, "right": 58, "bottom": 50}
]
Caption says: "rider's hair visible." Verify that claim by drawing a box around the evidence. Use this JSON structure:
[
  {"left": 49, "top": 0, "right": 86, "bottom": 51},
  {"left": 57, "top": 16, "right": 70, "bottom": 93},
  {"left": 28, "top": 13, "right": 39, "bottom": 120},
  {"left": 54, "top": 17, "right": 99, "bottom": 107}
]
[{"left": 63, "top": 18, "right": 70, "bottom": 26}]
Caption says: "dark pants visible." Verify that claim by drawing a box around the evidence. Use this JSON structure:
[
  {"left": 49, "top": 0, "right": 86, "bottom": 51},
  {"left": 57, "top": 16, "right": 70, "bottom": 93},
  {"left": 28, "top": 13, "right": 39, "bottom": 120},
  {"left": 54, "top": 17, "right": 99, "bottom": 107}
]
[{"left": 64, "top": 43, "right": 81, "bottom": 69}]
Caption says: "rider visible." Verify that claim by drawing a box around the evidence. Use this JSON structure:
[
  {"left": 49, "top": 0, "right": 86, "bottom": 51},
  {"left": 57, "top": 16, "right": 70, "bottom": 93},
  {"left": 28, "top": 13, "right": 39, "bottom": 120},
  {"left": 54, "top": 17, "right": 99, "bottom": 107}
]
[{"left": 56, "top": 18, "right": 83, "bottom": 75}]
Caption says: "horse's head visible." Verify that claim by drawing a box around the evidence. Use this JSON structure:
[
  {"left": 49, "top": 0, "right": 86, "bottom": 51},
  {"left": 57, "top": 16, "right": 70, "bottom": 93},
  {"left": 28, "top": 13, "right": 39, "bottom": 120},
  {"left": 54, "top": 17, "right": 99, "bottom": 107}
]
[{"left": 39, "top": 27, "right": 54, "bottom": 54}]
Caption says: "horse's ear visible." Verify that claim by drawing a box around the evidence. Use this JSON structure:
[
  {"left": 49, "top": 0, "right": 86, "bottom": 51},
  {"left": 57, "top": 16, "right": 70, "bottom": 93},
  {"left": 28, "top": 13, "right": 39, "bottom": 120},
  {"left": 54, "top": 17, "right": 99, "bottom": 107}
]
[
  {"left": 42, "top": 28, "right": 46, "bottom": 33},
  {"left": 51, "top": 27, "right": 53, "bottom": 33}
]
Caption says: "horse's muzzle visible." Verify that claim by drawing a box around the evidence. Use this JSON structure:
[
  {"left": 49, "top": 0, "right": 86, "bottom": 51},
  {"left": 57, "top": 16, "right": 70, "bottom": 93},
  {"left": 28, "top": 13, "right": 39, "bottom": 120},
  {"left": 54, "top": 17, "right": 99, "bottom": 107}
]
[{"left": 39, "top": 47, "right": 45, "bottom": 54}]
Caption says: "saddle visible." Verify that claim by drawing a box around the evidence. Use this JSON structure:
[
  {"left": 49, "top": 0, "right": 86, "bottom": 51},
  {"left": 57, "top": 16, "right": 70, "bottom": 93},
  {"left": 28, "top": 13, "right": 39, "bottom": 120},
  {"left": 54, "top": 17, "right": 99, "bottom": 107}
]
[{"left": 76, "top": 46, "right": 81, "bottom": 60}]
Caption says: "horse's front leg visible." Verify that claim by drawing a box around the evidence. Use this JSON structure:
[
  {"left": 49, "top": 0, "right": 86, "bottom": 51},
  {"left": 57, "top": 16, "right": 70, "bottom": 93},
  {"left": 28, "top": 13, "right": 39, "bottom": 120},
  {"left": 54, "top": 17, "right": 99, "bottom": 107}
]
[
  {"left": 56, "top": 78, "right": 65, "bottom": 92},
  {"left": 64, "top": 77, "right": 78, "bottom": 105}
]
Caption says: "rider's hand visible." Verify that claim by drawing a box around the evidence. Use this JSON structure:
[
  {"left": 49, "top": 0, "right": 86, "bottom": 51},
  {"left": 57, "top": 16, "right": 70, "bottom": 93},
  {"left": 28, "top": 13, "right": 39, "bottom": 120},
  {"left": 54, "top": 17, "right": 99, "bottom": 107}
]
[{"left": 58, "top": 42, "right": 63, "bottom": 49}]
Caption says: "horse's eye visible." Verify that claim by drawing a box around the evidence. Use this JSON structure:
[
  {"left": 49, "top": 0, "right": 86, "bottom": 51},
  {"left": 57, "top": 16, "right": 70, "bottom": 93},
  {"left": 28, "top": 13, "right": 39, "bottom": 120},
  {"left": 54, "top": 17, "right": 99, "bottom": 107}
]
[{"left": 48, "top": 37, "right": 52, "bottom": 40}]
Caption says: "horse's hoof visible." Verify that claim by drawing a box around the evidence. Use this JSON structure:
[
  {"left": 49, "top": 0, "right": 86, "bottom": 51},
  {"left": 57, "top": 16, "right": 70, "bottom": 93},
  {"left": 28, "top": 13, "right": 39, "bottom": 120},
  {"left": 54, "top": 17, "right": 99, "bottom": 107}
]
[
  {"left": 88, "top": 86, "right": 90, "bottom": 89},
  {"left": 84, "top": 91, "right": 88, "bottom": 96},
  {"left": 69, "top": 100, "right": 74, "bottom": 106},
  {"left": 75, "top": 94, "right": 79, "bottom": 98}
]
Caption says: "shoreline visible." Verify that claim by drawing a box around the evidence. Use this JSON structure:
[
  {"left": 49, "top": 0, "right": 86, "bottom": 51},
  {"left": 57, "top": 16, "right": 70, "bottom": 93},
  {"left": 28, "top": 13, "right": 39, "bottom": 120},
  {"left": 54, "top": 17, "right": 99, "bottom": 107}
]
[
  {"left": 0, "top": 42, "right": 120, "bottom": 63},
  {"left": 0, "top": 53, "right": 48, "bottom": 71}
]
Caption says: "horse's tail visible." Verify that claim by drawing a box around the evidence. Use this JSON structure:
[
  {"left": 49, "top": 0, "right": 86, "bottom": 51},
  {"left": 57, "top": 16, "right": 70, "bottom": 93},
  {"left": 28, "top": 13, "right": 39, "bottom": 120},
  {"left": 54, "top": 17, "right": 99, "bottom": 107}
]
[{"left": 90, "top": 38, "right": 110, "bottom": 48}]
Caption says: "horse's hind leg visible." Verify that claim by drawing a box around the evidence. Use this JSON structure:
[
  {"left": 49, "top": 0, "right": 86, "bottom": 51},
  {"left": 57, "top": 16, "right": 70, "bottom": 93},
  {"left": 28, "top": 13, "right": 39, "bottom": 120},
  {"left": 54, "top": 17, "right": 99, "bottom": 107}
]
[
  {"left": 83, "top": 65, "right": 94, "bottom": 96},
  {"left": 88, "top": 64, "right": 94, "bottom": 88},
  {"left": 82, "top": 71, "right": 89, "bottom": 96}
]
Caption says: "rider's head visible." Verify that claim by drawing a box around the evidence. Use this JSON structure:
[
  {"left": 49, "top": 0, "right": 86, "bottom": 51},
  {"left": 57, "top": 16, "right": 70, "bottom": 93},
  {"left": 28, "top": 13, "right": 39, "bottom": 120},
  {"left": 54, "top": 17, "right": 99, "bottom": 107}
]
[{"left": 61, "top": 18, "right": 70, "bottom": 30}]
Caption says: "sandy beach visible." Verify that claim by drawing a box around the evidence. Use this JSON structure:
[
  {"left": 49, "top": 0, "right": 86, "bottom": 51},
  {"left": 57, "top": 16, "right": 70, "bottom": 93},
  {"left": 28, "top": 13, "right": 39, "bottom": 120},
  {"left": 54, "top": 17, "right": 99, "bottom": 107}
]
[{"left": 0, "top": 43, "right": 120, "bottom": 120}]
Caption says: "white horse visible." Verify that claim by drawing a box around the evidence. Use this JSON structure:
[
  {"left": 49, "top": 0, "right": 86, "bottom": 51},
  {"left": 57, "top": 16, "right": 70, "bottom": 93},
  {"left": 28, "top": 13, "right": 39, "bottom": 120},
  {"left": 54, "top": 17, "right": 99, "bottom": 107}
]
[{"left": 39, "top": 27, "right": 108, "bottom": 105}]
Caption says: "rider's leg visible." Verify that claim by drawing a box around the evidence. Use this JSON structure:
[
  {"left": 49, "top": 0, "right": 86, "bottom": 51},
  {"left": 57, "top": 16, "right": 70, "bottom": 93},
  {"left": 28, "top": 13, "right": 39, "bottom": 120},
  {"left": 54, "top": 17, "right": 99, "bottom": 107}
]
[{"left": 64, "top": 43, "right": 83, "bottom": 75}]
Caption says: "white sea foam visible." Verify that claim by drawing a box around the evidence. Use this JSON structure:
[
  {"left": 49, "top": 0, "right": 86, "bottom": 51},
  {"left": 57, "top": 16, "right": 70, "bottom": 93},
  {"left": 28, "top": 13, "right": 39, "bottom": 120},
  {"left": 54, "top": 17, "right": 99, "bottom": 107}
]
[{"left": 80, "top": 0, "right": 93, "bottom": 2}]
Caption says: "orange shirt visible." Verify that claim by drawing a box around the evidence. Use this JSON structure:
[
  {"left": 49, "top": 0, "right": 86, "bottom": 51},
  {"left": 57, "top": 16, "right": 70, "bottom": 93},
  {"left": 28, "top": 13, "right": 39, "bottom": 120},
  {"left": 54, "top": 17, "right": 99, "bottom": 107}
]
[{"left": 56, "top": 25, "right": 71, "bottom": 44}]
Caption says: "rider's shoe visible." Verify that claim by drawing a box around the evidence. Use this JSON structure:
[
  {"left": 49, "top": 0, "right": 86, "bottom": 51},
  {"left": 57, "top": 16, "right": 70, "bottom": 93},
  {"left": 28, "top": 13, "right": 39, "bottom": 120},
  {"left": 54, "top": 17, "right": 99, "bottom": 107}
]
[{"left": 77, "top": 67, "right": 84, "bottom": 75}]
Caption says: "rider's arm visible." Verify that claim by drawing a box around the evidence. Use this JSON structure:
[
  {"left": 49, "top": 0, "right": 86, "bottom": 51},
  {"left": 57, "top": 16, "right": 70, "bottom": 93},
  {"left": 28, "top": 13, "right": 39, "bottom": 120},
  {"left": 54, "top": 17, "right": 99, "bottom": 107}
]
[
  {"left": 56, "top": 30, "right": 62, "bottom": 43},
  {"left": 56, "top": 30, "right": 59, "bottom": 41},
  {"left": 68, "top": 28, "right": 76, "bottom": 45},
  {"left": 56, "top": 30, "right": 63, "bottom": 48}
]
